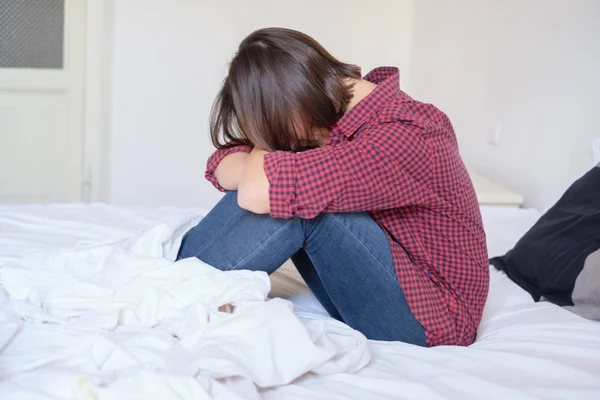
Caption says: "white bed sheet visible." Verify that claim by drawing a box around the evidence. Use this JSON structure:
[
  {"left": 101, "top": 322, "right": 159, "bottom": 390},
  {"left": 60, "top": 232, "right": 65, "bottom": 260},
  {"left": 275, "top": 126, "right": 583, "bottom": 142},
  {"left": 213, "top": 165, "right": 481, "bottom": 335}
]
[{"left": 0, "top": 204, "right": 599, "bottom": 399}]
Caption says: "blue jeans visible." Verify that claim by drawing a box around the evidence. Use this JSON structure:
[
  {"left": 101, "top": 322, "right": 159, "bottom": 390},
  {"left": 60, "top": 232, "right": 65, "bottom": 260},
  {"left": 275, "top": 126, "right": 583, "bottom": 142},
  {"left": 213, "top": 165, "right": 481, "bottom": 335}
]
[{"left": 177, "top": 192, "right": 427, "bottom": 346}]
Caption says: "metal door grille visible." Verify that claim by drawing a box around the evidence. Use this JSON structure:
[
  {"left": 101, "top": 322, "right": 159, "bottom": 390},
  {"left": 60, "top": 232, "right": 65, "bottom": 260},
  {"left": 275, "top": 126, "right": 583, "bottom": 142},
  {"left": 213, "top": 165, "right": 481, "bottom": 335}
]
[{"left": 0, "top": 0, "right": 64, "bottom": 69}]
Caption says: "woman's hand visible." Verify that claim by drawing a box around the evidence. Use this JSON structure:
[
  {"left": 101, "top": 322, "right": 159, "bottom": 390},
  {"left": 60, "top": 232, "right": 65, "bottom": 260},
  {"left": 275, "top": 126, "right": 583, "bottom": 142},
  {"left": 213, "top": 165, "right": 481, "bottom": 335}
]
[{"left": 238, "top": 148, "right": 271, "bottom": 214}]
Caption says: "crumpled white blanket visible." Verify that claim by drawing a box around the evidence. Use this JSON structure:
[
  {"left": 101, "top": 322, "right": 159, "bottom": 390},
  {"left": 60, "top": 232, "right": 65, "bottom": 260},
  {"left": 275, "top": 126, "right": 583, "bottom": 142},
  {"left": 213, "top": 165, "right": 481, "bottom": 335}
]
[{"left": 0, "top": 213, "right": 370, "bottom": 399}]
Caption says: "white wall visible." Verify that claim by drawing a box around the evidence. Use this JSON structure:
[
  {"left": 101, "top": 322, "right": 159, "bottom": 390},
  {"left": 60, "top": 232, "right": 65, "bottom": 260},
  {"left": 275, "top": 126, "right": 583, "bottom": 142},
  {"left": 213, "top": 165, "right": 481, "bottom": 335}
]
[
  {"left": 108, "top": 0, "right": 415, "bottom": 208},
  {"left": 407, "top": 0, "right": 600, "bottom": 210}
]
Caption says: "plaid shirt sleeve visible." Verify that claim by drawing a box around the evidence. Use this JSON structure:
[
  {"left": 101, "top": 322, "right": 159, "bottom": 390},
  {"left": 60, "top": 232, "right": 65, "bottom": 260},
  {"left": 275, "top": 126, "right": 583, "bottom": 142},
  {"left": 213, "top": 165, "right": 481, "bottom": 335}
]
[
  {"left": 205, "top": 145, "right": 252, "bottom": 192},
  {"left": 263, "top": 129, "right": 433, "bottom": 219}
]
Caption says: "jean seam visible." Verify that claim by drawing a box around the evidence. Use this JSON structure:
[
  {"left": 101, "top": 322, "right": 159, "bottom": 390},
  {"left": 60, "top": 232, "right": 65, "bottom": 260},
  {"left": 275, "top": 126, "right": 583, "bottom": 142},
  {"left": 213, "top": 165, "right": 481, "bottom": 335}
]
[
  {"left": 329, "top": 214, "right": 400, "bottom": 286},
  {"left": 190, "top": 216, "right": 238, "bottom": 260},
  {"left": 229, "top": 218, "right": 297, "bottom": 271}
]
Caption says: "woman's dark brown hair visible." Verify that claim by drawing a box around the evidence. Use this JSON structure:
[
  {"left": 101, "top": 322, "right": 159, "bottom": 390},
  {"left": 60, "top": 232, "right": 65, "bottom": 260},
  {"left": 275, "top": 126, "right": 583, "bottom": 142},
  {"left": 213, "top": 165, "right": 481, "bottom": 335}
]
[{"left": 210, "top": 27, "right": 361, "bottom": 152}]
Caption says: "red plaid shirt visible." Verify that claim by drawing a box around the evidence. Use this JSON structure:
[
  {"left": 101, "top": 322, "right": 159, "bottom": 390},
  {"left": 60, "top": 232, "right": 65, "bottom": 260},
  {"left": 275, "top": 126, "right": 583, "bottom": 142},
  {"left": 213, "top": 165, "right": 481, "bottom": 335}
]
[{"left": 206, "top": 67, "right": 489, "bottom": 346}]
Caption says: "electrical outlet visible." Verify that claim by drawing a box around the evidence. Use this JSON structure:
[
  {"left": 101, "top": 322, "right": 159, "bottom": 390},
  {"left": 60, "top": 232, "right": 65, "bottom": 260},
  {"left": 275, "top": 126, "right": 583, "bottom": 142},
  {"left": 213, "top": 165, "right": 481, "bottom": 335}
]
[{"left": 593, "top": 138, "right": 600, "bottom": 166}]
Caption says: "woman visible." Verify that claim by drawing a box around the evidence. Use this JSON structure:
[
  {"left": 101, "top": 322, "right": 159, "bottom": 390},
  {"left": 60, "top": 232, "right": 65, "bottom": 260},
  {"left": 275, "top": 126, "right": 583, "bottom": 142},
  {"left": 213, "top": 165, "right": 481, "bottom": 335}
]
[{"left": 178, "top": 28, "right": 489, "bottom": 347}]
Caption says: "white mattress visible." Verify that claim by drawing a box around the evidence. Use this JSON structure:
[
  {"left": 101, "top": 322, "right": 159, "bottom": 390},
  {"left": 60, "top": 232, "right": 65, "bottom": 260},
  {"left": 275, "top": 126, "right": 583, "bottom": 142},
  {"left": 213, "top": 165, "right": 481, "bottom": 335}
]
[{"left": 0, "top": 204, "right": 599, "bottom": 399}]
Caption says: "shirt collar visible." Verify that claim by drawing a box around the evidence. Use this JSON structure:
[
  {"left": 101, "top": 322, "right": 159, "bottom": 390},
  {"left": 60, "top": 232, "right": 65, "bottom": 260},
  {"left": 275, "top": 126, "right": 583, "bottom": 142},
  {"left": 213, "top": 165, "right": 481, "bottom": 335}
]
[{"left": 334, "top": 67, "right": 401, "bottom": 137}]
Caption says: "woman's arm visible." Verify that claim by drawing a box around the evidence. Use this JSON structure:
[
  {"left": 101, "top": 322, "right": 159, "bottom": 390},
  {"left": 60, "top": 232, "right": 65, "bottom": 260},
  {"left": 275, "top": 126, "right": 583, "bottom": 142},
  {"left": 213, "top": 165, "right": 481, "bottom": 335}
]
[
  {"left": 205, "top": 145, "right": 271, "bottom": 213},
  {"left": 214, "top": 151, "right": 250, "bottom": 191},
  {"left": 238, "top": 147, "right": 271, "bottom": 214},
  {"left": 261, "top": 127, "right": 433, "bottom": 219},
  {"left": 206, "top": 145, "right": 252, "bottom": 191},
  {"left": 226, "top": 125, "right": 434, "bottom": 219}
]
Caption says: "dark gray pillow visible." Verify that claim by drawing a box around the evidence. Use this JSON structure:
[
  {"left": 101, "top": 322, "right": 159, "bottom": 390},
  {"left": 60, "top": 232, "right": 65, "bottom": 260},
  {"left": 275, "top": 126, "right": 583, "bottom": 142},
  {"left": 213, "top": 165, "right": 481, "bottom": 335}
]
[{"left": 490, "top": 163, "right": 600, "bottom": 319}]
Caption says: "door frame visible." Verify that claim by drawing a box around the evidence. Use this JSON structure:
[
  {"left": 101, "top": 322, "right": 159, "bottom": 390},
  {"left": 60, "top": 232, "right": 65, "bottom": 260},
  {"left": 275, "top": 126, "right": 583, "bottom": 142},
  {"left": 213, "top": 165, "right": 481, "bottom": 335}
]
[{"left": 83, "top": 0, "right": 114, "bottom": 202}]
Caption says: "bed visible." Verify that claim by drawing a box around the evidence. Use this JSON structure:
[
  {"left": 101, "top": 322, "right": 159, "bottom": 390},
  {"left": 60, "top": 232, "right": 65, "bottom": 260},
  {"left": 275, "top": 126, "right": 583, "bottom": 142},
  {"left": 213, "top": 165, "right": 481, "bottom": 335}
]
[{"left": 1, "top": 181, "right": 599, "bottom": 399}]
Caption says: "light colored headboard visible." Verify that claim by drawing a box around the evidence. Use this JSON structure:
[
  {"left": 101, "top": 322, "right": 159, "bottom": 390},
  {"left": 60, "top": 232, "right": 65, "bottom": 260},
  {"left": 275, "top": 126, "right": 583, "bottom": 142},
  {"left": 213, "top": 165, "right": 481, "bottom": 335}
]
[{"left": 467, "top": 168, "right": 524, "bottom": 207}]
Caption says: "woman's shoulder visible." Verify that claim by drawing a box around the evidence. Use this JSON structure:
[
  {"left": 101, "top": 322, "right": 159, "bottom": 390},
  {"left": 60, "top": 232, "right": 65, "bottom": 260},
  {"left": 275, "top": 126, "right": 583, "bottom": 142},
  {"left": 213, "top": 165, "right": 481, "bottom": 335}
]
[{"left": 374, "top": 95, "right": 453, "bottom": 135}]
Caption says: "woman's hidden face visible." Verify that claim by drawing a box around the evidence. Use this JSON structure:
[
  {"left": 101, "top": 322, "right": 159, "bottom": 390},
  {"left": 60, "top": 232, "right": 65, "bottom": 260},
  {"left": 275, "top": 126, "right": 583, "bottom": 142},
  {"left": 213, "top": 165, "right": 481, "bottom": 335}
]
[{"left": 289, "top": 113, "right": 330, "bottom": 150}]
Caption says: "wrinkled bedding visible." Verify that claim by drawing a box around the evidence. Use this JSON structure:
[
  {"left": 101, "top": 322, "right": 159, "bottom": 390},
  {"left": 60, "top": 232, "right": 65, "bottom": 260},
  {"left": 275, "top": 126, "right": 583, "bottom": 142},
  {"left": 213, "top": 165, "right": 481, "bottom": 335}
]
[{"left": 0, "top": 204, "right": 599, "bottom": 399}]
